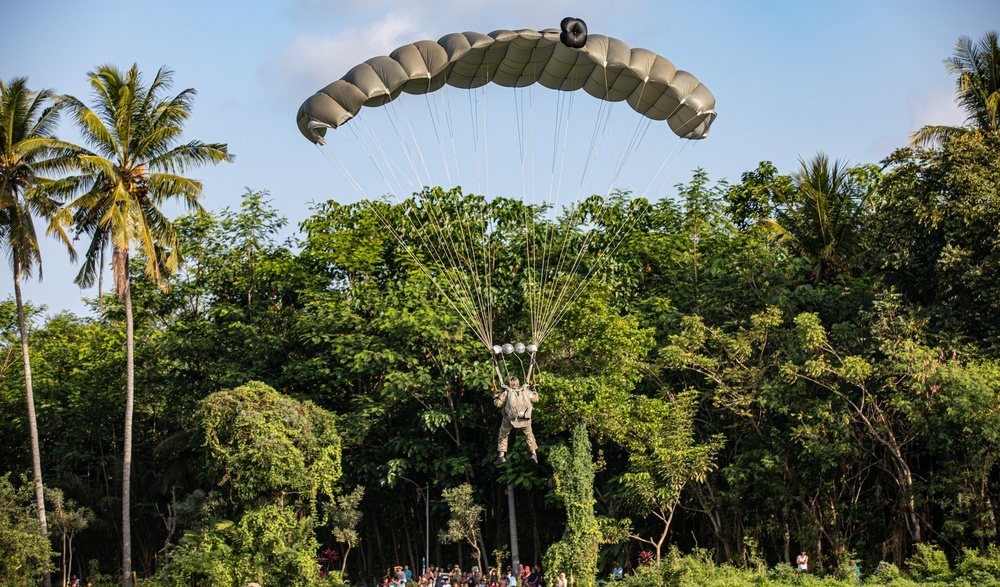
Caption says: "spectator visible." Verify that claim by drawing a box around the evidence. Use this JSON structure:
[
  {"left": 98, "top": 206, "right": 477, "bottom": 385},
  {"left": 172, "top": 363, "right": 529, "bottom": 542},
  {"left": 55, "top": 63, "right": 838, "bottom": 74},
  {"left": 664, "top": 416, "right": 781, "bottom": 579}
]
[{"left": 795, "top": 551, "right": 808, "bottom": 573}]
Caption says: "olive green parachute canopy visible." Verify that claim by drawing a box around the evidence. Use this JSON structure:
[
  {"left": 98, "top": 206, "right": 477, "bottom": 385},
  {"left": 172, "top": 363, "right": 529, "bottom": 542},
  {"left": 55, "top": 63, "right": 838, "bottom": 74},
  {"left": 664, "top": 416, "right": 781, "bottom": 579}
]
[{"left": 297, "top": 26, "right": 717, "bottom": 144}]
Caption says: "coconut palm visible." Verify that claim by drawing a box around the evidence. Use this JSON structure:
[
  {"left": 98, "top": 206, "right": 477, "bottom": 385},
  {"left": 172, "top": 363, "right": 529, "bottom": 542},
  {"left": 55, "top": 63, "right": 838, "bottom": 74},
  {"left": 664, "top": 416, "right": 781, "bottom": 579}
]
[
  {"left": 762, "top": 153, "right": 872, "bottom": 284},
  {"left": 1, "top": 77, "right": 82, "bottom": 587},
  {"left": 57, "top": 64, "right": 232, "bottom": 586},
  {"left": 911, "top": 31, "right": 1000, "bottom": 146}
]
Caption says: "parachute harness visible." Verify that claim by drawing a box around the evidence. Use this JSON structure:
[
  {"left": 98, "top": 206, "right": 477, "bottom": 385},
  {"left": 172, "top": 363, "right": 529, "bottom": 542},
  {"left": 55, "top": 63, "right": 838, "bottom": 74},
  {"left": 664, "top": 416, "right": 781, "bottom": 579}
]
[{"left": 492, "top": 342, "right": 539, "bottom": 391}]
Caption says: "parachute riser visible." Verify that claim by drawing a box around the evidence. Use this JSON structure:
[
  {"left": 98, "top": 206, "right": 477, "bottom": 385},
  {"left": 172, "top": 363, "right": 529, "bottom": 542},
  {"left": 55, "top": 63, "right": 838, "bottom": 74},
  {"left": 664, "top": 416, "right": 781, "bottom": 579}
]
[{"left": 491, "top": 341, "right": 539, "bottom": 387}]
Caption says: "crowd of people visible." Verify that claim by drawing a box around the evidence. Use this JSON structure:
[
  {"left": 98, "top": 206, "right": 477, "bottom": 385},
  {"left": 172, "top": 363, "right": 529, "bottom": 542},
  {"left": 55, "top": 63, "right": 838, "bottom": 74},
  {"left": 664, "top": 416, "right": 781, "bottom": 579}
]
[{"left": 378, "top": 562, "right": 548, "bottom": 587}]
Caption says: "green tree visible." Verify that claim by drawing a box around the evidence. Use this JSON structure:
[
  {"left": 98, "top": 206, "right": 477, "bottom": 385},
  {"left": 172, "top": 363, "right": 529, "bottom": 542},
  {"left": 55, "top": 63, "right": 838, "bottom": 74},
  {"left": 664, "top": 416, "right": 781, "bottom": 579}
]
[
  {"left": 0, "top": 77, "right": 81, "bottom": 587},
  {"left": 440, "top": 484, "right": 485, "bottom": 571},
  {"left": 619, "top": 392, "right": 721, "bottom": 567},
  {"left": 0, "top": 473, "right": 54, "bottom": 586},
  {"left": 57, "top": 63, "right": 232, "bottom": 585},
  {"left": 912, "top": 31, "right": 1000, "bottom": 146},
  {"left": 875, "top": 131, "right": 1000, "bottom": 351},
  {"left": 762, "top": 153, "right": 875, "bottom": 284},
  {"left": 0, "top": 306, "right": 127, "bottom": 578},
  {"left": 543, "top": 424, "right": 601, "bottom": 587},
  {"left": 327, "top": 485, "right": 365, "bottom": 575},
  {"left": 46, "top": 487, "right": 95, "bottom": 587},
  {"left": 199, "top": 381, "right": 342, "bottom": 510},
  {"left": 156, "top": 381, "right": 341, "bottom": 587}
]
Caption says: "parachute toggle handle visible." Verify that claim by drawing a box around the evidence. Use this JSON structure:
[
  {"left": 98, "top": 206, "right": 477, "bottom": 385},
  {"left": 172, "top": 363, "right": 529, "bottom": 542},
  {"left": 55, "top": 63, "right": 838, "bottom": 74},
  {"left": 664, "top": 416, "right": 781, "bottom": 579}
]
[{"left": 560, "top": 17, "right": 588, "bottom": 48}]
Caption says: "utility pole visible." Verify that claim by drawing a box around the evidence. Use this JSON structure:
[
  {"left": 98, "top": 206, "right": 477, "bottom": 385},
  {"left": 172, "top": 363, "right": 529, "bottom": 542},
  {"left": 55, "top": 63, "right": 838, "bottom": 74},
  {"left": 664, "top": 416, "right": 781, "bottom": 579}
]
[{"left": 507, "top": 481, "right": 519, "bottom": 573}]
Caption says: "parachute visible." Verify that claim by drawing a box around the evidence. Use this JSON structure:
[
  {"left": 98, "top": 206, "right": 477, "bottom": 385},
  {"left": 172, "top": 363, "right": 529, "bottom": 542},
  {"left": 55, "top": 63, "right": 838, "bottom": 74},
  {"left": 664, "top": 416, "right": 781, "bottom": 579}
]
[
  {"left": 297, "top": 23, "right": 716, "bottom": 144},
  {"left": 297, "top": 19, "right": 717, "bottom": 377}
]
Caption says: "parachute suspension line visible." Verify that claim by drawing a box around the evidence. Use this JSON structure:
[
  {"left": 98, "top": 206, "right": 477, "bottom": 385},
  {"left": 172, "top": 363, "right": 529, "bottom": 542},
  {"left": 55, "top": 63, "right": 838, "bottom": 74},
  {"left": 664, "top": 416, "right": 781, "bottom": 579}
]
[
  {"left": 575, "top": 93, "right": 614, "bottom": 198},
  {"left": 398, "top": 96, "right": 435, "bottom": 189},
  {"left": 314, "top": 136, "right": 494, "bottom": 348},
  {"left": 549, "top": 141, "right": 703, "bottom": 340},
  {"left": 467, "top": 87, "right": 484, "bottom": 198},
  {"left": 514, "top": 86, "right": 528, "bottom": 201},
  {"left": 475, "top": 69, "right": 496, "bottom": 349},
  {"left": 440, "top": 87, "right": 464, "bottom": 188},
  {"left": 376, "top": 202, "right": 494, "bottom": 348},
  {"left": 423, "top": 91, "right": 454, "bottom": 188},
  {"left": 511, "top": 84, "right": 534, "bottom": 339},
  {"left": 517, "top": 84, "right": 545, "bottom": 347},
  {"left": 641, "top": 138, "right": 687, "bottom": 201},
  {"left": 522, "top": 83, "right": 546, "bottom": 344},
  {"left": 405, "top": 198, "right": 495, "bottom": 349},
  {"left": 483, "top": 82, "right": 491, "bottom": 204},
  {"left": 384, "top": 98, "right": 433, "bottom": 190},
  {"left": 533, "top": 83, "right": 614, "bottom": 346},
  {"left": 351, "top": 98, "right": 499, "bottom": 350},
  {"left": 416, "top": 86, "right": 499, "bottom": 349},
  {"left": 538, "top": 97, "right": 615, "bottom": 340},
  {"left": 408, "top": 85, "right": 500, "bottom": 350},
  {"left": 533, "top": 71, "right": 658, "bottom": 346},
  {"left": 492, "top": 351, "right": 536, "bottom": 390},
  {"left": 412, "top": 192, "right": 496, "bottom": 352},
  {"left": 314, "top": 143, "right": 371, "bottom": 203},
  {"left": 438, "top": 84, "right": 496, "bottom": 350},
  {"left": 535, "top": 87, "right": 575, "bottom": 336},
  {"left": 348, "top": 117, "right": 414, "bottom": 201},
  {"left": 363, "top": 101, "right": 417, "bottom": 191}
]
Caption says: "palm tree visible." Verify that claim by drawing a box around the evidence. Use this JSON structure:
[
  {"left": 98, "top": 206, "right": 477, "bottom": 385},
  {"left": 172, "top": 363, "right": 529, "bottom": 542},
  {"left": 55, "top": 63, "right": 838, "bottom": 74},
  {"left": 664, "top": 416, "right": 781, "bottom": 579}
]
[
  {"left": 57, "top": 64, "right": 232, "bottom": 586},
  {"left": 911, "top": 31, "right": 1000, "bottom": 146},
  {"left": 1, "top": 77, "right": 81, "bottom": 587},
  {"left": 762, "top": 153, "right": 872, "bottom": 284}
]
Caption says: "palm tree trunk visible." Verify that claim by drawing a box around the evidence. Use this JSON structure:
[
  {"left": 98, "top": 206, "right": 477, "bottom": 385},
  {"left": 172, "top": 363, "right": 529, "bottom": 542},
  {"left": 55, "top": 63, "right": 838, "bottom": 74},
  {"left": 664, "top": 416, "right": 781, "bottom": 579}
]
[
  {"left": 14, "top": 264, "right": 52, "bottom": 587},
  {"left": 122, "top": 277, "right": 135, "bottom": 587},
  {"left": 98, "top": 245, "right": 105, "bottom": 312}
]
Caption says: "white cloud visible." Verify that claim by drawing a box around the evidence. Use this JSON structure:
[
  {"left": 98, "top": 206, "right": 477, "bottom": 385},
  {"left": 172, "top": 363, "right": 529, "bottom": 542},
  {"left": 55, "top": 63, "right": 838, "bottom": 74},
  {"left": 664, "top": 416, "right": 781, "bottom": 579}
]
[
  {"left": 265, "top": 0, "right": 631, "bottom": 101},
  {"left": 263, "top": 10, "right": 430, "bottom": 100},
  {"left": 909, "top": 87, "right": 966, "bottom": 130}
]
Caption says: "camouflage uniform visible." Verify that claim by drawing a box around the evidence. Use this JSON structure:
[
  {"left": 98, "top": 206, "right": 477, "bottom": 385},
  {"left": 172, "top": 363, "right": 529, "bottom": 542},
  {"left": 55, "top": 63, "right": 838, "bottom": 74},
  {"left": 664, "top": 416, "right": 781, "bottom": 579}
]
[{"left": 495, "top": 380, "right": 539, "bottom": 452}]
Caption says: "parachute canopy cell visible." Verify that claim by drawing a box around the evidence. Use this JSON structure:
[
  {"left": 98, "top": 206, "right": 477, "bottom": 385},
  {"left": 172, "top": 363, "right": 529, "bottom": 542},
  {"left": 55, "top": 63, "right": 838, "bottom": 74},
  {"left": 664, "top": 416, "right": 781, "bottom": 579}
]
[{"left": 296, "top": 25, "right": 717, "bottom": 145}]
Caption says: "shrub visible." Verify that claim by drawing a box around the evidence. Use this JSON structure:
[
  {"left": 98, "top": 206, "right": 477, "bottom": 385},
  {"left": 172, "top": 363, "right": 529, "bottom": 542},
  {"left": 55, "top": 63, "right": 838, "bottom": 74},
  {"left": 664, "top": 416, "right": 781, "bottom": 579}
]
[{"left": 906, "top": 543, "right": 951, "bottom": 583}]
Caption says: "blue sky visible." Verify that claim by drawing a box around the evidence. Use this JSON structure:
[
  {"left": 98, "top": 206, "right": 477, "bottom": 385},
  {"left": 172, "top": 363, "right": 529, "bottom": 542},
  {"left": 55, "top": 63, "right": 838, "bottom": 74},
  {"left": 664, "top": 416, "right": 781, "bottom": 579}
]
[{"left": 3, "top": 0, "right": 997, "bottom": 317}]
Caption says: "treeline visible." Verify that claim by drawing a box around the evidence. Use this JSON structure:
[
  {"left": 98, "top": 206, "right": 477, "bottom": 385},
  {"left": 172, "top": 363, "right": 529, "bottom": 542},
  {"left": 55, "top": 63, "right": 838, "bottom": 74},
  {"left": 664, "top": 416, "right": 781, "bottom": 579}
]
[{"left": 2, "top": 125, "right": 1000, "bottom": 585}]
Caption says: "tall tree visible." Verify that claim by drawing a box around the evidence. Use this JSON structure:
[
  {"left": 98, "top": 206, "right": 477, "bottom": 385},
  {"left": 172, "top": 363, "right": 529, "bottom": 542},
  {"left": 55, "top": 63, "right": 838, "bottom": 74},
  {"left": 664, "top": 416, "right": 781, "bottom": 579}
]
[
  {"left": 762, "top": 153, "right": 874, "bottom": 284},
  {"left": 439, "top": 484, "right": 485, "bottom": 572},
  {"left": 543, "top": 424, "right": 601, "bottom": 587},
  {"left": 0, "top": 76, "right": 80, "bottom": 587},
  {"left": 911, "top": 31, "right": 1000, "bottom": 146},
  {"left": 57, "top": 64, "right": 231, "bottom": 586}
]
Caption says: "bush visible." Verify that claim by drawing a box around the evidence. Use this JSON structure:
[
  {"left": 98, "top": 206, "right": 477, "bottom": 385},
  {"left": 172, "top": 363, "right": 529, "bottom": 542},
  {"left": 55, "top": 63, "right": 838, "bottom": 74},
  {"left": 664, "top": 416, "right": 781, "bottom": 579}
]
[
  {"left": 906, "top": 543, "right": 951, "bottom": 583},
  {"left": 152, "top": 504, "right": 329, "bottom": 587},
  {"left": 0, "top": 474, "right": 54, "bottom": 585},
  {"left": 85, "top": 559, "right": 119, "bottom": 587},
  {"left": 951, "top": 547, "right": 1000, "bottom": 587}
]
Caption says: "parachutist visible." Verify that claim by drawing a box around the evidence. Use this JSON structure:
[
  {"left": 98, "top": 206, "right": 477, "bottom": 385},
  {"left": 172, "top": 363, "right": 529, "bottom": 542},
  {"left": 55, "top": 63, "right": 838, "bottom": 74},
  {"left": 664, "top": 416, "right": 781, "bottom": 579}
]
[{"left": 493, "top": 376, "right": 539, "bottom": 465}]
